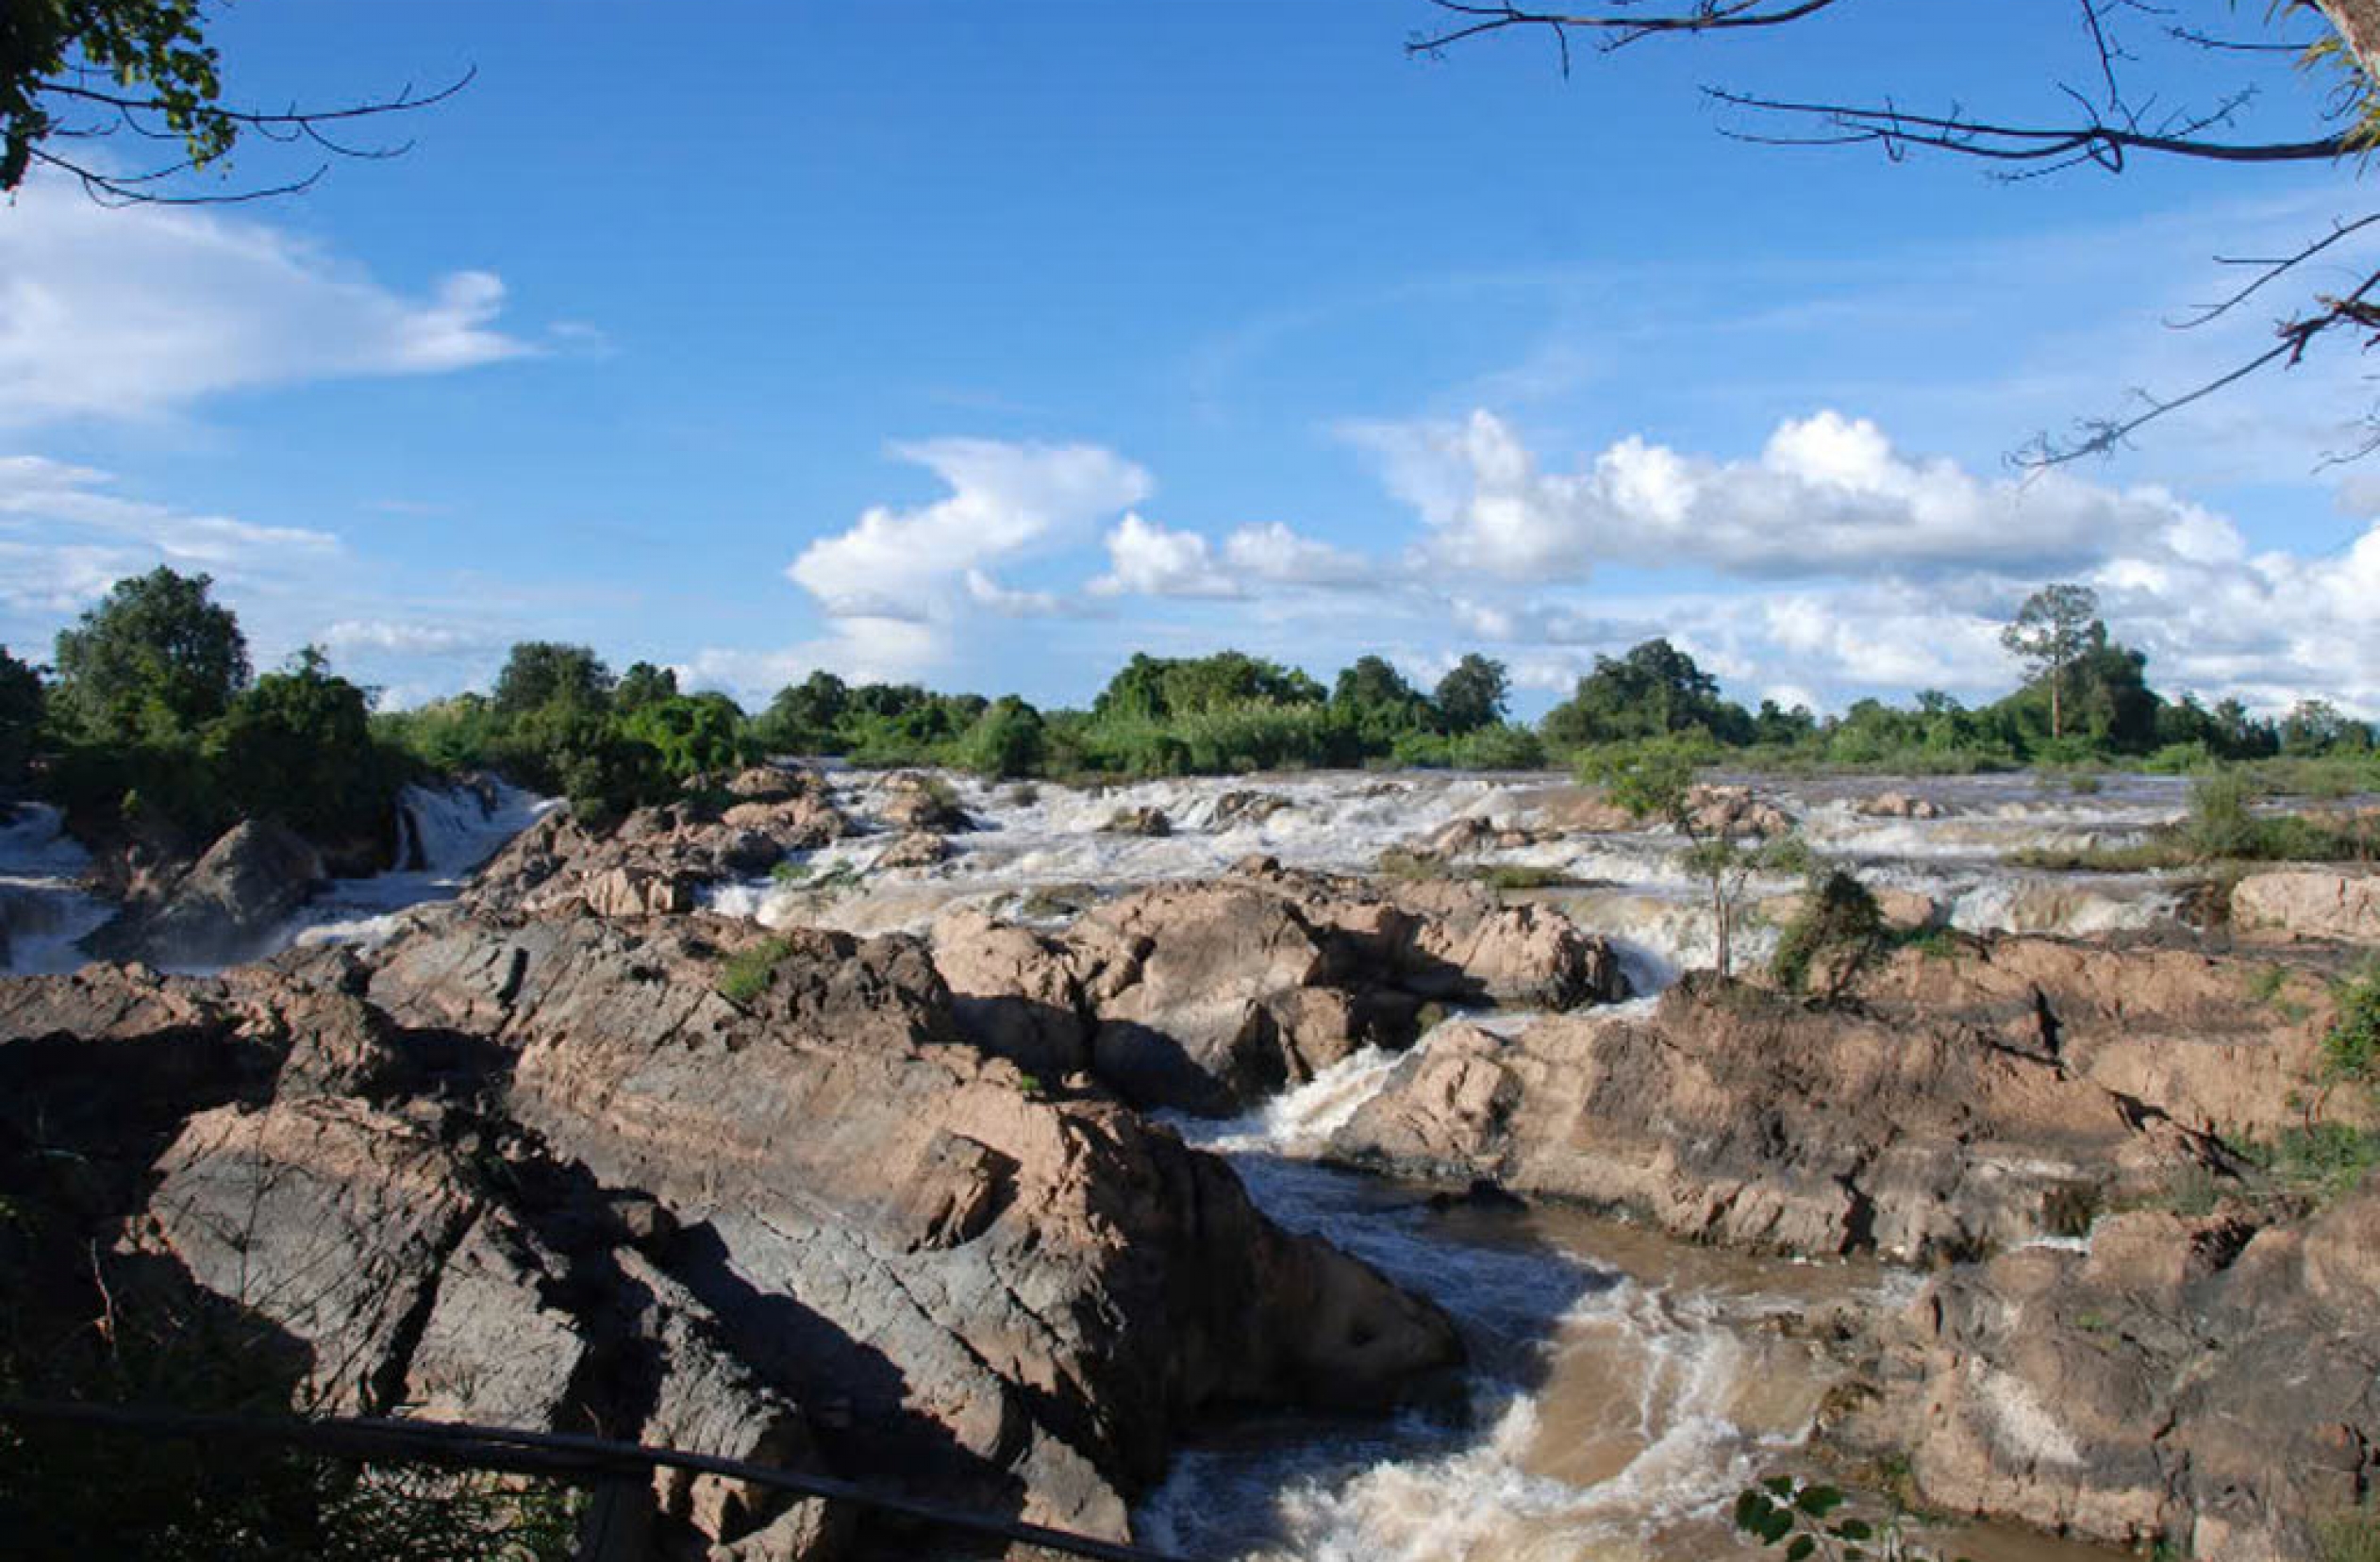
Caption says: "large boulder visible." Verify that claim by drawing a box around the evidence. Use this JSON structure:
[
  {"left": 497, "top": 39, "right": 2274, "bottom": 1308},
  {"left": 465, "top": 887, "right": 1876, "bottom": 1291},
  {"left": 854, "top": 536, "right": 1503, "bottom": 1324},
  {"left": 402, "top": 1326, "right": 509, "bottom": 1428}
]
[
  {"left": 2231, "top": 869, "right": 2380, "bottom": 944},
  {"left": 1840, "top": 1184, "right": 2380, "bottom": 1561},
  {"left": 874, "top": 773, "right": 972, "bottom": 834},
  {"left": 82, "top": 819, "right": 324, "bottom": 967}
]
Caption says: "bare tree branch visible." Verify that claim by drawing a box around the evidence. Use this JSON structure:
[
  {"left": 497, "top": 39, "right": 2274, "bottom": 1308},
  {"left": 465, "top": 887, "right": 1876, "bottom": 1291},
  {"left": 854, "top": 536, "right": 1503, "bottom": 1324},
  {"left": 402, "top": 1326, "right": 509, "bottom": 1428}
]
[
  {"left": 1408, "top": 0, "right": 1847, "bottom": 59},
  {"left": 15, "top": 67, "right": 474, "bottom": 207}
]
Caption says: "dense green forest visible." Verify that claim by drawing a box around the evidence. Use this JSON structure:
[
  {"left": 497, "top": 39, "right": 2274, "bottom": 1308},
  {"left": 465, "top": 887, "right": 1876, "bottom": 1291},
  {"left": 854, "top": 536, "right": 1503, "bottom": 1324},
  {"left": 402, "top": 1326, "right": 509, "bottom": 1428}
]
[{"left": 2, "top": 569, "right": 2373, "bottom": 848}]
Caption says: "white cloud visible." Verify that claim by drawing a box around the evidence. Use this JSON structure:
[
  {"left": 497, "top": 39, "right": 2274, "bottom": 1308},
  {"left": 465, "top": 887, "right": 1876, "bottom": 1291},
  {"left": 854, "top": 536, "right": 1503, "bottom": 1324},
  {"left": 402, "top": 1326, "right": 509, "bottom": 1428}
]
[
  {"left": 0, "top": 457, "right": 341, "bottom": 628},
  {"left": 0, "top": 177, "right": 533, "bottom": 425},
  {"left": 1352, "top": 408, "right": 2203, "bottom": 583},
  {"left": 1089, "top": 513, "right": 1243, "bottom": 599},
  {"left": 316, "top": 619, "right": 499, "bottom": 656},
  {"left": 790, "top": 439, "right": 1151, "bottom": 614},
  {"left": 1221, "top": 522, "right": 1376, "bottom": 588},
  {"left": 682, "top": 617, "right": 945, "bottom": 703},
  {"left": 707, "top": 437, "right": 1152, "bottom": 693},
  {"left": 964, "top": 569, "right": 1085, "bottom": 619}
]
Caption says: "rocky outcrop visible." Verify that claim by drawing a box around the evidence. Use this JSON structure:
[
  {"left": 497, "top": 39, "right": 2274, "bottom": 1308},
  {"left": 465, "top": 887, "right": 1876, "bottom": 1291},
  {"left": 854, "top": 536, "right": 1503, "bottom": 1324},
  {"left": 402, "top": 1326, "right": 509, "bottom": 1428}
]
[
  {"left": 363, "top": 911, "right": 1463, "bottom": 1534},
  {"left": 1856, "top": 790, "right": 1948, "bottom": 821},
  {"left": 1209, "top": 790, "right": 1290, "bottom": 829},
  {"left": 5, "top": 906, "right": 1463, "bottom": 1554},
  {"left": 874, "top": 773, "right": 972, "bottom": 834},
  {"left": 2231, "top": 869, "right": 2380, "bottom": 944},
  {"left": 1685, "top": 783, "right": 1794, "bottom": 839},
  {"left": 82, "top": 819, "right": 324, "bottom": 967},
  {"left": 931, "top": 865, "right": 1624, "bottom": 1114},
  {"left": 1839, "top": 1184, "right": 2380, "bottom": 1561},
  {"left": 1331, "top": 936, "right": 2338, "bottom": 1260},
  {"left": 466, "top": 783, "right": 850, "bottom": 919}
]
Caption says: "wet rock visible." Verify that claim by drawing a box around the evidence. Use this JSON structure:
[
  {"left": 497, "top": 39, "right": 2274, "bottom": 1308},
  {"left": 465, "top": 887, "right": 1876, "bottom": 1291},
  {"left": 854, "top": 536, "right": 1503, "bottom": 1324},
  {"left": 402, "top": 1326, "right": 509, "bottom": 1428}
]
[
  {"left": 2231, "top": 869, "right": 2380, "bottom": 944},
  {"left": 1856, "top": 790, "right": 1947, "bottom": 821},
  {"left": 467, "top": 797, "right": 846, "bottom": 918},
  {"left": 1210, "top": 790, "right": 1290, "bottom": 828},
  {"left": 1842, "top": 1185, "right": 2380, "bottom": 1561},
  {"left": 1098, "top": 806, "right": 1173, "bottom": 838},
  {"left": 1685, "top": 784, "right": 1794, "bottom": 839},
  {"left": 1529, "top": 789, "right": 1639, "bottom": 834},
  {"left": 83, "top": 819, "right": 324, "bottom": 967},
  {"left": 876, "top": 773, "right": 972, "bottom": 834},
  {"left": 873, "top": 830, "right": 951, "bottom": 870}
]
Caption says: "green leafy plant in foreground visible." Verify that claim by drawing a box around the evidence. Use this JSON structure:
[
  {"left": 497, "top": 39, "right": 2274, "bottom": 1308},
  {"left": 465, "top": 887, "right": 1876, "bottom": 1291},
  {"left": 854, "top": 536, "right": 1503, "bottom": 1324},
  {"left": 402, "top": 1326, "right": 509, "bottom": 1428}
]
[
  {"left": 716, "top": 937, "right": 792, "bottom": 1005},
  {"left": 1733, "top": 1475, "right": 1966, "bottom": 1562}
]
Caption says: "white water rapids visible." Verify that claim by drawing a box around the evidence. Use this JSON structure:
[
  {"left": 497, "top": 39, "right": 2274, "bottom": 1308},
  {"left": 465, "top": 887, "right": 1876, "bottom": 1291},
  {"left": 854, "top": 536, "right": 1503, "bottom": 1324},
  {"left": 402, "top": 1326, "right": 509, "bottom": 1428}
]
[
  {"left": 1, "top": 765, "right": 2190, "bottom": 1556},
  {"left": 0, "top": 780, "right": 551, "bottom": 975},
  {"left": 709, "top": 767, "right": 2198, "bottom": 986},
  {"left": 1144, "top": 1029, "right": 2120, "bottom": 1562}
]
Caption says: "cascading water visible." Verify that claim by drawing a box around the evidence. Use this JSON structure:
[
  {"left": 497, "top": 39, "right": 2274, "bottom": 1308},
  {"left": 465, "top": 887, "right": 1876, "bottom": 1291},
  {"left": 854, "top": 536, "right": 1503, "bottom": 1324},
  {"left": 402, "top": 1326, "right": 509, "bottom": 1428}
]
[
  {"left": 705, "top": 767, "right": 2204, "bottom": 961},
  {"left": 280, "top": 779, "right": 555, "bottom": 950},
  {"left": 0, "top": 802, "right": 116, "bottom": 976},
  {"left": 1146, "top": 1022, "right": 2124, "bottom": 1562},
  {"left": 0, "top": 780, "right": 553, "bottom": 975},
  {"left": 1143, "top": 1034, "right": 1909, "bottom": 1562}
]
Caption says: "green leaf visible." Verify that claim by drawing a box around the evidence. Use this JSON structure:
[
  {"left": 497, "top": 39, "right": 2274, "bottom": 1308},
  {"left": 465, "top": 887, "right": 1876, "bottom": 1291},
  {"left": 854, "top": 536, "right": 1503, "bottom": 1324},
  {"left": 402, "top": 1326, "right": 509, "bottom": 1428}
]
[
  {"left": 1763, "top": 1475, "right": 1797, "bottom": 1497},
  {"left": 1734, "top": 1491, "right": 1773, "bottom": 1534},
  {"left": 1760, "top": 1510, "right": 1795, "bottom": 1545},
  {"left": 1785, "top": 1537, "right": 1817, "bottom": 1562},
  {"left": 1795, "top": 1485, "right": 1846, "bottom": 1518},
  {"left": 1834, "top": 1518, "right": 1874, "bottom": 1541}
]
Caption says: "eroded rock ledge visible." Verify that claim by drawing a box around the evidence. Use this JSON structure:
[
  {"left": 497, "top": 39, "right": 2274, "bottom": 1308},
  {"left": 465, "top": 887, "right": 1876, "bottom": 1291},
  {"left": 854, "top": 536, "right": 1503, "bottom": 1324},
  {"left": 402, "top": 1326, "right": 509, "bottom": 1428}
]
[
  {"left": 1, "top": 907, "right": 1463, "bottom": 1558},
  {"left": 1327, "top": 935, "right": 2353, "bottom": 1261},
  {"left": 930, "top": 860, "right": 1629, "bottom": 1114}
]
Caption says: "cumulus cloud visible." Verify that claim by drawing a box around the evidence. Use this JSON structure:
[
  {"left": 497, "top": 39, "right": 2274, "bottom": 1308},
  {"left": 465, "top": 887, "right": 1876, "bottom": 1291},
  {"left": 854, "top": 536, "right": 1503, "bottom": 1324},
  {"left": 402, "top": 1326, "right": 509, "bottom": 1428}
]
[
  {"left": 965, "top": 569, "right": 1086, "bottom": 619},
  {"left": 1089, "top": 514, "right": 1243, "bottom": 599},
  {"left": 1350, "top": 408, "right": 2205, "bottom": 583},
  {"left": 0, "top": 178, "right": 534, "bottom": 424},
  {"left": 681, "top": 617, "right": 946, "bottom": 702},
  {"left": 708, "top": 437, "right": 1152, "bottom": 690},
  {"left": 1221, "top": 522, "right": 1376, "bottom": 588},
  {"left": 790, "top": 439, "right": 1150, "bottom": 614}
]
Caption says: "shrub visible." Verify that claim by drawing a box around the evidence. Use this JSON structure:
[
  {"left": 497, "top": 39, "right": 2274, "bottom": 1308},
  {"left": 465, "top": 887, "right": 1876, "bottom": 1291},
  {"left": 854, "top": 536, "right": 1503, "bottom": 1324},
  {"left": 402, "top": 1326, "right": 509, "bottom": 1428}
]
[
  {"left": 2321, "top": 966, "right": 2380, "bottom": 1097},
  {"left": 2185, "top": 769, "right": 2262, "bottom": 858},
  {"left": 717, "top": 937, "right": 792, "bottom": 1005},
  {"left": 1453, "top": 722, "right": 1548, "bottom": 771},
  {"left": 1771, "top": 869, "right": 1886, "bottom": 997}
]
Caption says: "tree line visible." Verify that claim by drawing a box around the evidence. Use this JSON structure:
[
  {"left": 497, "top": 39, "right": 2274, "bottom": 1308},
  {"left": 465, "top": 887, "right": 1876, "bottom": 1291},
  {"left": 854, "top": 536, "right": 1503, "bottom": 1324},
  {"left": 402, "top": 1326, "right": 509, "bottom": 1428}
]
[{"left": 2, "top": 570, "right": 2372, "bottom": 857}]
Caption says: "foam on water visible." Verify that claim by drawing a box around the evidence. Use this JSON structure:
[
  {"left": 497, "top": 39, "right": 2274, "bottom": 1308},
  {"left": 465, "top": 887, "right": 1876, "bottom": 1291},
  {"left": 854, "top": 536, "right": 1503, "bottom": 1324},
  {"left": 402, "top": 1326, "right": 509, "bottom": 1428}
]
[
  {"left": 285, "top": 780, "right": 556, "bottom": 951},
  {"left": 0, "top": 802, "right": 115, "bottom": 975},
  {"left": 1147, "top": 1016, "right": 1891, "bottom": 1561}
]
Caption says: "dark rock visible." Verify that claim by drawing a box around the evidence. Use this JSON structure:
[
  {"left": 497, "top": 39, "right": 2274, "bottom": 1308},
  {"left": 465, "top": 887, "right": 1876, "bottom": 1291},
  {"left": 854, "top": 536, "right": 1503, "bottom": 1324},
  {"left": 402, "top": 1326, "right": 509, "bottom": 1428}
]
[{"left": 83, "top": 819, "right": 323, "bottom": 967}]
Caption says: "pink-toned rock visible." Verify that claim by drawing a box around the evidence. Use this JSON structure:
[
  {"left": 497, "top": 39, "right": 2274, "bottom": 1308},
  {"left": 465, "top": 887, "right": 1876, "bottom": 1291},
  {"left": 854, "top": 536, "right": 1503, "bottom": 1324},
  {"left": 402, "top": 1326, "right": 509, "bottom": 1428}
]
[{"left": 2231, "top": 869, "right": 2380, "bottom": 944}]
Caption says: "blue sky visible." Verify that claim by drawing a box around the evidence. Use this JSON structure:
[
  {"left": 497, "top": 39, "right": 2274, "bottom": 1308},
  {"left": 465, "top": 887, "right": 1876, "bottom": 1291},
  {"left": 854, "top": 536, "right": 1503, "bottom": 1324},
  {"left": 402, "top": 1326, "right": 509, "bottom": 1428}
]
[{"left": 5, "top": 1, "right": 2377, "bottom": 717}]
